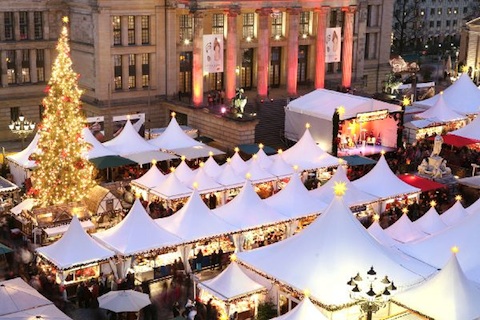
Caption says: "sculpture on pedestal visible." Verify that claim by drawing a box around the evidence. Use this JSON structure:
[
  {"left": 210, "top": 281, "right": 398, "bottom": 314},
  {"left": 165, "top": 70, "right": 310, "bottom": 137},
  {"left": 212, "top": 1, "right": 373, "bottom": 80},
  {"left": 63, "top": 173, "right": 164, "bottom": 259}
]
[
  {"left": 417, "top": 135, "right": 451, "bottom": 180},
  {"left": 232, "top": 88, "right": 247, "bottom": 117}
]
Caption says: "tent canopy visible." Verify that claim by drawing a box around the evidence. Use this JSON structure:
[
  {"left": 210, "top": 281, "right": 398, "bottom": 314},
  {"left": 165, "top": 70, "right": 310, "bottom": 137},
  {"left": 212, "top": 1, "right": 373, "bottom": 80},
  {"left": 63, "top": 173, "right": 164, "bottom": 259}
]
[
  {"left": 271, "top": 297, "right": 328, "bottom": 320},
  {"left": 149, "top": 116, "right": 202, "bottom": 150},
  {"left": 448, "top": 115, "right": 480, "bottom": 142},
  {"left": 0, "top": 277, "right": 54, "bottom": 316},
  {"left": 397, "top": 174, "right": 446, "bottom": 192},
  {"left": 103, "top": 120, "right": 157, "bottom": 155},
  {"left": 428, "top": 134, "right": 479, "bottom": 148},
  {"left": 414, "top": 93, "right": 466, "bottom": 123},
  {"left": 413, "top": 206, "right": 448, "bottom": 235},
  {"left": 384, "top": 214, "right": 428, "bottom": 243},
  {"left": 130, "top": 164, "right": 166, "bottom": 190},
  {"left": 340, "top": 155, "right": 377, "bottom": 166},
  {"left": 439, "top": 200, "right": 468, "bottom": 227}
]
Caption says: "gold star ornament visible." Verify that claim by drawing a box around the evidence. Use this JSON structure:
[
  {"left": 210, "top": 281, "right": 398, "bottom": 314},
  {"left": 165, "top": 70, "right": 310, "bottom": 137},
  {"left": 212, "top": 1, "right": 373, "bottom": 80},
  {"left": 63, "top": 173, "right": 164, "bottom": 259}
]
[{"left": 333, "top": 181, "right": 347, "bottom": 197}]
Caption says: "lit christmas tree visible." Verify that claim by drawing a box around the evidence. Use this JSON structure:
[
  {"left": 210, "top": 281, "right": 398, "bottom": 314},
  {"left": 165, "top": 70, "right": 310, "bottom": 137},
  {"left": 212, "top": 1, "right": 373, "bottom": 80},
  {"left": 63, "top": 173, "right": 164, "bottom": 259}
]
[{"left": 30, "top": 16, "right": 95, "bottom": 207}]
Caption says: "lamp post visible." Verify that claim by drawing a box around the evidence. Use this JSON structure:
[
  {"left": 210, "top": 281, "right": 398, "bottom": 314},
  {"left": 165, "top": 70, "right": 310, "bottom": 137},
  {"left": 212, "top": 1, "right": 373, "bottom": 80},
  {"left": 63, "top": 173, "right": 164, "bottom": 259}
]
[
  {"left": 347, "top": 266, "right": 396, "bottom": 320},
  {"left": 8, "top": 114, "right": 35, "bottom": 148}
]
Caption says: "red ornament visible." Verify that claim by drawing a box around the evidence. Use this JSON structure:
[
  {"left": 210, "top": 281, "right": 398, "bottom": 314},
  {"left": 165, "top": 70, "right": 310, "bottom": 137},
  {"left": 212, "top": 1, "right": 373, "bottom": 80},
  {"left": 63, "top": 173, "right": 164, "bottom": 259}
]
[{"left": 44, "top": 86, "right": 51, "bottom": 93}]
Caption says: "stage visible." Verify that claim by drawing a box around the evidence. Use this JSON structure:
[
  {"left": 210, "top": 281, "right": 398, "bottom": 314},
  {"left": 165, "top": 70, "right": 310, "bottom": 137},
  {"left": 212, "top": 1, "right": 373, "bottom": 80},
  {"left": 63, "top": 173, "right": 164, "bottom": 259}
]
[{"left": 337, "top": 144, "right": 396, "bottom": 157}]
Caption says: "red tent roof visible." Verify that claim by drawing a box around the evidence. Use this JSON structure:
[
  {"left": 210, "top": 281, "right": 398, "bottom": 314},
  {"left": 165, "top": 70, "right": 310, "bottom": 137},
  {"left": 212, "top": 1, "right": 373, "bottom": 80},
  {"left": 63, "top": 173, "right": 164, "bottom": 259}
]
[
  {"left": 428, "top": 134, "right": 480, "bottom": 148},
  {"left": 397, "top": 174, "right": 447, "bottom": 192}
]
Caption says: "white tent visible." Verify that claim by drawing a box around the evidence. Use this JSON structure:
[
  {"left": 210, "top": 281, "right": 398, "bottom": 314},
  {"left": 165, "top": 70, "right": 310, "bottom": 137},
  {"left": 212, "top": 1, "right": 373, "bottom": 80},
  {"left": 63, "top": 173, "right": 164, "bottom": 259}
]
[
  {"left": 246, "top": 147, "right": 273, "bottom": 169},
  {"left": 82, "top": 127, "right": 117, "bottom": 159},
  {"left": 449, "top": 115, "right": 480, "bottom": 141},
  {"left": 212, "top": 181, "right": 289, "bottom": 232},
  {"left": 103, "top": 120, "right": 175, "bottom": 164},
  {"left": 0, "top": 278, "right": 55, "bottom": 317},
  {"left": 203, "top": 155, "right": 222, "bottom": 179},
  {"left": 415, "top": 92, "right": 466, "bottom": 123},
  {"left": 173, "top": 159, "right": 194, "bottom": 185},
  {"left": 229, "top": 151, "right": 248, "bottom": 176},
  {"left": 6, "top": 133, "right": 40, "bottom": 186},
  {"left": 440, "top": 200, "right": 469, "bottom": 226},
  {"left": 156, "top": 189, "right": 237, "bottom": 243},
  {"left": 244, "top": 156, "right": 277, "bottom": 184},
  {"left": 280, "top": 128, "right": 340, "bottom": 171},
  {"left": 285, "top": 89, "right": 402, "bottom": 152},
  {"left": 236, "top": 193, "right": 436, "bottom": 308},
  {"left": 311, "top": 166, "right": 379, "bottom": 207},
  {"left": 393, "top": 253, "right": 480, "bottom": 320},
  {"left": 198, "top": 261, "right": 267, "bottom": 302},
  {"left": 189, "top": 165, "right": 223, "bottom": 194},
  {"left": 413, "top": 73, "right": 480, "bottom": 115},
  {"left": 0, "top": 303, "right": 72, "bottom": 319},
  {"left": 170, "top": 145, "right": 225, "bottom": 160},
  {"left": 36, "top": 216, "right": 115, "bottom": 270},
  {"left": 367, "top": 220, "right": 401, "bottom": 247},
  {"left": 130, "top": 164, "right": 166, "bottom": 190},
  {"left": 215, "top": 161, "right": 245, "bottom": 189},
  {"left": 352, "top": 155, "right": 421, "bottom": 201},
  {"left": 150, "top": 171, "right": 192, "bottom": 200},
  {"left": 264, "top": 172, "right": 327, "bottom": 220},
  {"left": 266, "top": 152, "right": 295, "bottom": 179},
  {"left": 466, "top": 197, "right": 480, "bottom": 215},
  {"left": 413, "top": 206, "right": 448, "bottom": 235},
  {"left": 271, "top": 297, "right": 328, "bottom": 320},
  {"left": 384, "top": 214, "right": 428, "bottom": 243},
  {"left": 93, "top": 199, "right": 181, "bottom": 256}
]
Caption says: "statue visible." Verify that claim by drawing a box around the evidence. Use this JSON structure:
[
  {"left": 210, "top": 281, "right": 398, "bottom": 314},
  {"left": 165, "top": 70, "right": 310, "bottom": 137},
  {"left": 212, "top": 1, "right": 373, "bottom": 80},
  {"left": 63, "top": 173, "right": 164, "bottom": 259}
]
[
  {"left": 232, "top": 88, "right": 247, "bottom": 117},
  {"left": 432, "top": 134, "right": 443, "bottom": 156}
]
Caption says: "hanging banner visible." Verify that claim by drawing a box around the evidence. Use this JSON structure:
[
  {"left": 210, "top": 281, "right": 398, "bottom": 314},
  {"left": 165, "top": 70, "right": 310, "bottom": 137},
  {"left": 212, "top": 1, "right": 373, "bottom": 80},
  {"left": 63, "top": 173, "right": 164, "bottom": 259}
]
[
  {"left": 325, "top": 27, "right": 341, "bottom": 63},
  {"left": 112, "top": 113, "right": 145, "bottom": 137},
  {"left": 86, "top": 116, "right": 105, "bottom": 142},
  {"left": 203, "top": 34, "right": 224, "bottom": 73}
]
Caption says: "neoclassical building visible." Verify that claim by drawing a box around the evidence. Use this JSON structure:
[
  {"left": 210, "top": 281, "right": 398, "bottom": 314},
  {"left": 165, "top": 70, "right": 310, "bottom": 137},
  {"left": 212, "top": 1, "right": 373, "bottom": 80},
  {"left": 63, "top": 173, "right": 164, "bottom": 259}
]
[
  {"left": 0, "top": 0, "right": 394, "bottom": 142},
  {"left": 459, "top": 17, "right": 480, "bottom": 84}
]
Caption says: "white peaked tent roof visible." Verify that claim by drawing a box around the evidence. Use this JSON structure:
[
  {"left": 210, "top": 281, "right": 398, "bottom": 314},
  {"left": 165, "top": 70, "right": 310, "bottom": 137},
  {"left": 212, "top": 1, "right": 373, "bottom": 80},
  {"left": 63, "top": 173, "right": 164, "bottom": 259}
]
[
  {"left": 384, "top": 214, "right": 428, "bottom": 243},
  {"left": 264, "top": 172, "right": 327, "bottom": 219},
  {"left": 213, "top": 181, "right": 289, "bottom": 231},
  {"left": 82, "top": 127, "right": 117, "bottom": 159},
  {"left": 393, "top": 253, "right": 480, "bottom": 320},
  {"left": 0, "top": 277, "right": 53, "bottom": 316},
  {"left": 398, "top": 210, "right": 480, "bottom": 280},
  {"left": 203, "top": 155, "right": 222, "bottom": 179},
  {"left": 36, "top": 216, "right": 114, "bottom": 270},
  {"left": 281, "top": 128, "right": 340, "bottom": 171},
  {"left": 6, "top": 132, "right": 40, "bottom": 168},
  {"left": 93, "top": 199, "right": 181, "bottom": 256},
  {"left": 229, "top": 151, "right": 248, "bottom": 176},
  {"left": 171, "top": 145, "right": 225, "bottom": 161},
  {"left": 148, "top": 116, "right": 202, "bottom": 149},
  {"left": 449, "top": 115, "right": 480, "bottom": 141},
  {"left": 246, "top": 148, "right": 273, "bottom": 169},
  {"left": 466, "top": 197, "right": 480, "bottom": 215},
  {"left": 189, "top": 166, "right": 223, "bottom": 194},
  {"left": 245, "top": 156, "right": 277, "bottom": 184},
  {"left": 271, "top": 297, "right": 328, "bottom": 320},
  {"left": 103, "top": 120, "right": 157, "bottom": 155},
  {"left": 150, "top": 172, "right": 192, "bottom": 200},
  {"left": 415, "top": 93, "right": 466, "bottom": 123},
  {"left": 156, "top": 189, "right": 236, "bottom": 243},
  {"left": 0, "top": 303, "right": 72, "bottom": 319},
  {"left": 198, "top": 261, "right": 266, "bottom": 302},
  {"left": 130, "top": 164, "right": 166, "bottom": 189},
  {"left": 215, "top": 162, "right": 245, "bottom": 189},
  {"left": 266, "top": 153, "right": 295, "bottom": 179},
  {"left": 440, "top": 201, "right": 469, "bottom": 226},
  {"left": 173, "top": 160, "right": 194, "bottom": 185},
  {"left": 236, "top": 194, "right": 436, "bottom": 308},
  {"left": 287, "top": 88, "right": 402, "bottom": 120},
  {"left": 414, "top": 206, "right": 448, "bottom": 235},
  {"left": 367, "top": 220, "right": 400, "bottom": 247},
  {"left": 352, "top": 155, "right": 420, "bottom": 200},
  {"left": 311, "top": 166, "right": 379, "bottom": 207},
  {"left": 414, "top": 73, "right": 480, "bottom": 114}
]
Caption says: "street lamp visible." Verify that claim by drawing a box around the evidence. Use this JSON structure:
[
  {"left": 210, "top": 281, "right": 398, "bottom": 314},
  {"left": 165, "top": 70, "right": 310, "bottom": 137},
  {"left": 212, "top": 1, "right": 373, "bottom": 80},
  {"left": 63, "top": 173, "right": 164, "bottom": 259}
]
[
  {"left": 347, "top": 266, "right": 396, "bottom": 320},
  {"left": 8, "top": 114, "right": 35, "bottom": 148}
]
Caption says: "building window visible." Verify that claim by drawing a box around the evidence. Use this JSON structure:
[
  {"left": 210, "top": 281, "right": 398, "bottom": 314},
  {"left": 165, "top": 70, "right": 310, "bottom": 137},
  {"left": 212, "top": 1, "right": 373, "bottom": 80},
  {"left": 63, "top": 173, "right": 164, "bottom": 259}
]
[
  {"left": 37, "top": 49, "right": 45, "bottom": 82},
  {"left": 10, "top": 107, "right": 19, "bottom": 122},
  {"left": 19, "top": 12, "right": 28, "bottom": 40},
  {"left": 128, "top": 54, "right": 136, "bottom": 89},
  {"left": 463, "top": 7, "right": 467, "bottom": 14},
  {"left": 114, "top": 55, "right": 122, "bottom": 90},
  {"left": 179, "top": 15, "right": 193, "bottom": 42},
  {"left": 447, "top": 8, "right": 452, "bottom": 14},
  {"left": 429, "top": 21, "right": 434, "bottom": 27},
  {"left": 436, "top": 21, "right": 441, "bottom": 27},
  {"left": 446, "top": 20, "right": 451, "bottom": 26},
  {"left": 142, "top": 53, "right": 150, "bottom": 87},
  {"left": 212, "top": 13, "right": 224, "bottom": 35},
  {"left": 242, "top": 13, "right": 255, "bottom": 39},
  {"left": 112, "top": 16, "right": 121, "bottom": 45},
  {"left": 141, "top": 16, "right": 150, "bottom": 44},
  {"left": 453, "top": 7, "right": 458, "bottom": 14},
  {"left": 430, "top": 8, "right": 435, "bottom": 15},
  {"left": 4, "top": 12, "right": 14, "bottom": 40},
  {"left": 6, "top": 50, "right": 16, "bottom": 84},
  {"left": 437, "top": 9, "right": 442, "bottom": 15},
  {"left": 453, "top": 20, "right": 457, "bottom": 26},
  {"left": 299, "top": 11, "right": 310, "bottom": 36},
  {"left": 22, "top": 50, "right": 30, "bottom": 83},
  {"left": 271, "top": 12, "right": 283, "bottom": 38},
  {"left": 367, "top": 5, "right": 380, "bottom": 27},
  {"left": 128, "top": 16, "right": 135, "bottom": 45},
  {"left": 34, "top": 12, "right": 43, "bottom": 40}
]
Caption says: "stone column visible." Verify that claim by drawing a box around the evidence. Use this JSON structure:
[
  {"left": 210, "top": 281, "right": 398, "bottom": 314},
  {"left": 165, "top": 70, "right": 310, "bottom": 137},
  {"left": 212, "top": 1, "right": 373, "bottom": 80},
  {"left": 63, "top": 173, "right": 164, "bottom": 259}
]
[
  {"left": 122, "top": 54, "right": 129, "bottom": 90},
  {"left": 15, "top": 49, "right": 22, "bottom": 84},
  {"left": 121, "top": 16, "right": 129, "bottom": 46},
  {"left": 256, "top": 8, "right": 271, "bottom": 98},
  {"left": 315, "top": 7, "right": 329, "bottom": 89},
  {"left": 135, "top": 54, "right": 143, "bottom": 89},
  {"left": 0, "top": 51, "right": 7, "bottom": 87},
  {"left": 0, "top": 13, "right": 5, "bottom": 41},
  {"left": 286, "top": 7, "right": 301, "bottom": 96},
  {"left": 192, "top": 12, "right": 204, "bottom": 107},
  {"left": 30, "top": 49, "right": 37, "bottom": 83},
  {"left": 135, "top": 15, "right": 142, "bottom": 45},
  {"left": 28, "top": 12, "right": 35, "bottom": 40},
  {"left": 342, "top": 6, "right": 356, "bottom": 89},
  {"left": 226, "top": 8, "right": 240, "bottom": 101},
  {"left": 13, "top": 12, "right": 20, "bottom": 41}
]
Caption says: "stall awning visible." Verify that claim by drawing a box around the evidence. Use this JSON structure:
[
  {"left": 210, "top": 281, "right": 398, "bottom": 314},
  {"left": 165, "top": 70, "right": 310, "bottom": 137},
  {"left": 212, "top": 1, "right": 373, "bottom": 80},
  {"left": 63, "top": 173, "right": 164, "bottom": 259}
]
[
  {"left": 43, "top": 220, "right": 95, "bottom": 238},
  {"left": 238, "top": 144, "right": 277, "bottom": 155},
  {"left": 428, "top": 134, "right": 480, "bottom": 148},
  {"left": 341, "top": 155, "right": 377, "bottom": 166},
  {"left": 397, "top": 174, "right": 447, "bottom": 192}
]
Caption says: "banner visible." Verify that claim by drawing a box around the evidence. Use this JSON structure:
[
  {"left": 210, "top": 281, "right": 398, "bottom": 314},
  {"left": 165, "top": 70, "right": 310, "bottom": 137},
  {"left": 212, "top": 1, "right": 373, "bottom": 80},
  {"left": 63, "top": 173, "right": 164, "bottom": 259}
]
[
  {"left": 325, "top": 27, "right": 341, "bottom": 63},
  {"left": 86, "top": 116, "right": 105, "bottom": 142},
  {"left": 112, "top": 113, "right": 145, "bottom": 137},
  {"left": 203, "top": 34, "right": 224, "bottom": 73}
]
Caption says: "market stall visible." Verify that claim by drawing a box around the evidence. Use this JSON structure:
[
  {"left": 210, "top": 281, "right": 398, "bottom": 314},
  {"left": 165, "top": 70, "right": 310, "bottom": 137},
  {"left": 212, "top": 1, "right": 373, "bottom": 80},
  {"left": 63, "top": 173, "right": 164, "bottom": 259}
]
[
  {"left": 5, "top": 133, "right": 39, "bottom": 186},
  {"left": 84, "top": 185, "right": 123, "bottom": 230},
  {"left": 0, "top": 176, "right": 20, "bottom": 214}
]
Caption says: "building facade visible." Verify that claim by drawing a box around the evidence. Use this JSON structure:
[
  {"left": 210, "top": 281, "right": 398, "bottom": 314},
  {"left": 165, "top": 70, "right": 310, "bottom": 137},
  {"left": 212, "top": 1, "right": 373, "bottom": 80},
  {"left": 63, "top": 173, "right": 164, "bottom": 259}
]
[
  {"left": 0, "top": 0, "right": 394, "bottom": 142},
  {"left": 459, "top": 17, "right": 480, "bottom": 84}
]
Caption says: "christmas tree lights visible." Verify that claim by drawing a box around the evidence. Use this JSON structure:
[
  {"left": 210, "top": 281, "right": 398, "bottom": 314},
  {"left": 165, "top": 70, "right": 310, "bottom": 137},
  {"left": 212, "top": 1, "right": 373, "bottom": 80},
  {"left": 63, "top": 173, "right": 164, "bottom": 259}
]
[{"left": 30, "top": 16, "right": 95, "bottom": 207}]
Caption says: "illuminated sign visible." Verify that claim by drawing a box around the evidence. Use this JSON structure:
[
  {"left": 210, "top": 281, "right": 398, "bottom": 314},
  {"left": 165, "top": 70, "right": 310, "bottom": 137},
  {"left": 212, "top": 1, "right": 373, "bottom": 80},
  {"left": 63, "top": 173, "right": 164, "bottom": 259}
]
[{"left": 356, "top": 109, "right": 389, "bottom": 122}]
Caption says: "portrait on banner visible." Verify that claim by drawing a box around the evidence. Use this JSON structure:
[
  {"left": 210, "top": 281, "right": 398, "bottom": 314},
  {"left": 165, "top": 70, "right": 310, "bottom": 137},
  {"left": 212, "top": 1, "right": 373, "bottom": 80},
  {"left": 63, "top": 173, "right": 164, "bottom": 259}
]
[
  {"left": 325, "top": 27, "right": 341, "bottom": 63},
  {"left": 203, "top": 34, "right": 224, "bottom": 73}
]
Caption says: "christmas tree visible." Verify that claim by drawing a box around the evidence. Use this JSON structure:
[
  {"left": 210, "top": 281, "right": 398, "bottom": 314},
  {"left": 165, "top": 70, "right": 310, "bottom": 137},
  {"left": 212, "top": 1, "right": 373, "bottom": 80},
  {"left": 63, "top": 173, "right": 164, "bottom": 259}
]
[{"left": 30, "top": 16, "right": 95, "bottom": 207}]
